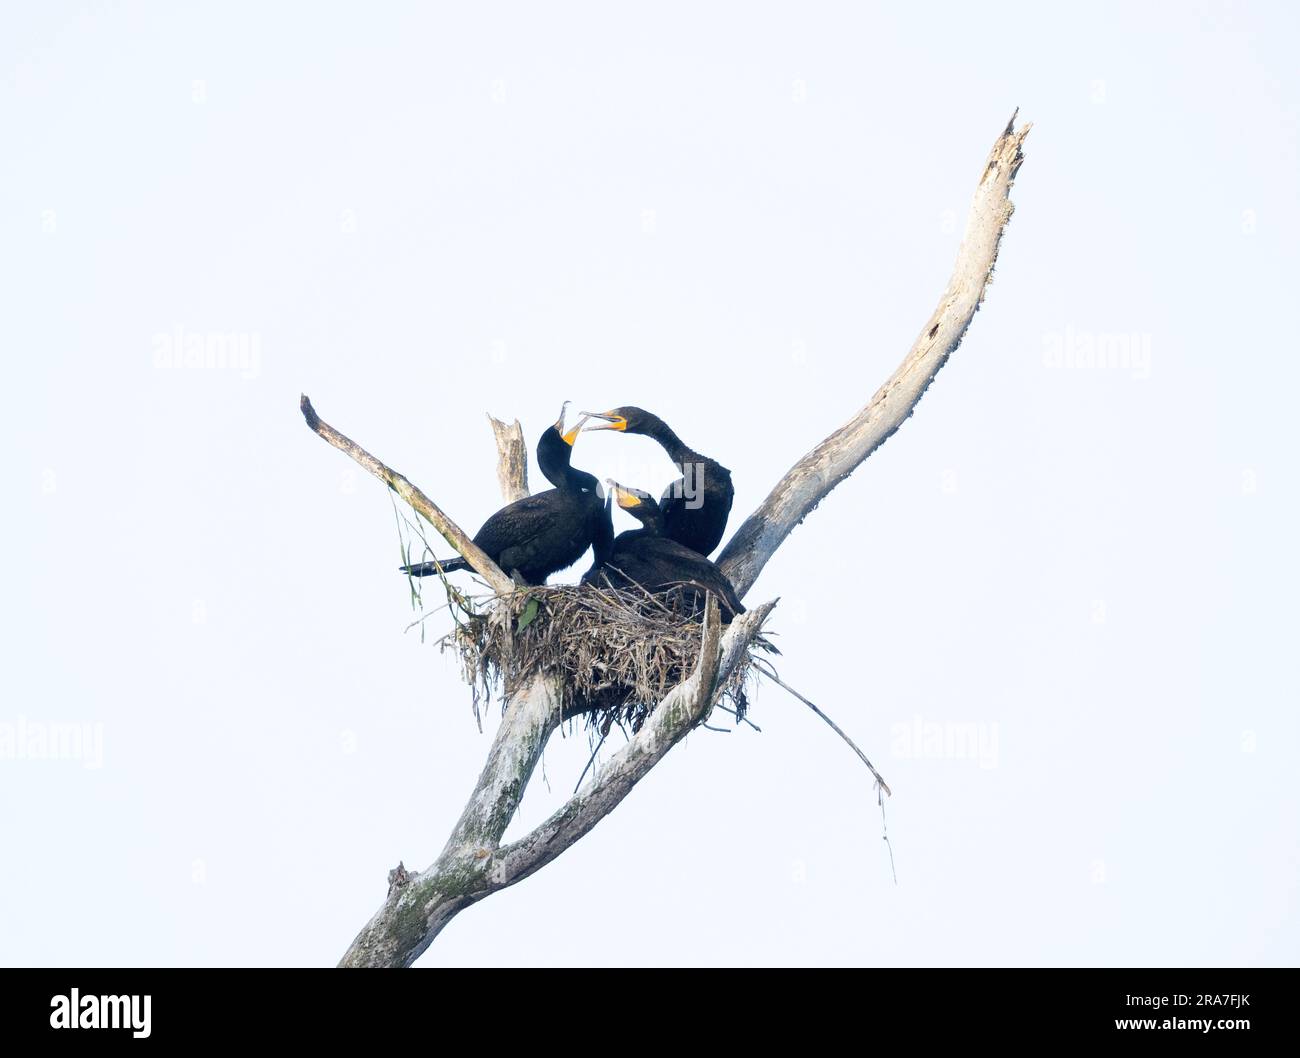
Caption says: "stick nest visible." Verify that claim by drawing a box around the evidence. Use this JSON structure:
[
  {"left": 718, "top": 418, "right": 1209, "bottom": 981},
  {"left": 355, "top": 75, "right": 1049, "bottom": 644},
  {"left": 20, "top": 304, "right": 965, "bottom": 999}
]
[{"left": 446, "top": 585, "right": 772, "bottom": 735}]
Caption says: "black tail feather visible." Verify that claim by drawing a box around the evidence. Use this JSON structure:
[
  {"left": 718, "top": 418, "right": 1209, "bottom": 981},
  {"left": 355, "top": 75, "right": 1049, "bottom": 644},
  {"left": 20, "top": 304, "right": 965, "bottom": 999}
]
[{"left": 399, "top": 557, "right": 470, "bottom": 577}]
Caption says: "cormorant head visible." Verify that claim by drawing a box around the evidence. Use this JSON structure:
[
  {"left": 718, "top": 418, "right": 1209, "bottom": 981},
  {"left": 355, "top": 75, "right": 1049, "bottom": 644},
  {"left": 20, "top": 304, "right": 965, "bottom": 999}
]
[
  {"left": 579, "top": 406, "right": 655, "bottom": 435},
  {"left": 539, "top": 403, "right": 586, "bottom": 460},
  {"left": 552, "top": 401, "right": 586, "bottom": 446},
  {"left": 606, "top": 479, "right": 665, "bottom": 532},
  {"left": 537, "top": 403, "right": 595, "bottom": 490}
]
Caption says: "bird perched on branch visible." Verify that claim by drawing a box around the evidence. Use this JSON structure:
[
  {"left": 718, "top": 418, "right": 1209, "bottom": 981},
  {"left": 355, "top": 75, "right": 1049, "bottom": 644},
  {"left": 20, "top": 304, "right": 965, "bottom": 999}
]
[
  {"left": 583, "top": 480, "right": 745, "bottom": 621},
  {"left": 400, "top": 405, "right": 605, "bottom": 585},
  {"left": 581, "top": 406, "right": 734, "bottom": 557}
]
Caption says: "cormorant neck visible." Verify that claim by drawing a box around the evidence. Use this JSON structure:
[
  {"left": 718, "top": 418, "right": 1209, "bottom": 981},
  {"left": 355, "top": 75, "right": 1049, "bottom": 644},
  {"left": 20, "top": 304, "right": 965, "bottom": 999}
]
[
  {"left": 631, "top": 507, "right": 667, "bottom": 536},
  {"left": 538, "top": 426, "right": 600, "bottom": 493},
  {"left": 581, "top": 498, "right": 616, "bottom": 585},
  {"left": 536, "top": 428, "right": 571, "bottom": 489},
  {"left": 563, "top": 466, "right": 601, "bottom": 493},
  {"left": 591, "top": 499, "right": 614, "bottom": 563},
  {"left": 639, "top": 414, "right": 700, "bottom": 468}
]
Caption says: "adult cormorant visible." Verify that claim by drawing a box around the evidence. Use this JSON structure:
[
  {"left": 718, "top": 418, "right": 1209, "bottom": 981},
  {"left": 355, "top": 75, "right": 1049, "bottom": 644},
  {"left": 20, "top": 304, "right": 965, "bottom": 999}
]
[
  {"left": 582, "top": 480, "right": 745, "bottom": 621},
  {"left": 400, "top": 406, "right": 605, "bottom": 585},
  {"left": 581, "top": 406, "right": 734, "bottom": 558}
]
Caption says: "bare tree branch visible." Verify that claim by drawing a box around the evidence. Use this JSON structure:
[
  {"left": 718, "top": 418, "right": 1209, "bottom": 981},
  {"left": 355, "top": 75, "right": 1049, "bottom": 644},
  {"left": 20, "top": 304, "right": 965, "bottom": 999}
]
[
  {"left": 300, "top": 394, "right": 516, "bottom": 596},
  {"left": 718, "top": 114, "right": 1031, "bottom": 599},
  {"left": 337, "top": 669, "right": 561, "bottom": 968},
  {"left": 487, "top": 415, "right": 530, "bottom": 503},
  {"left": 338, "top": 597, "right": 773, "bottom": 967},
  {"left": 441, "top": 669, "right": 564, "bottom": 856}
]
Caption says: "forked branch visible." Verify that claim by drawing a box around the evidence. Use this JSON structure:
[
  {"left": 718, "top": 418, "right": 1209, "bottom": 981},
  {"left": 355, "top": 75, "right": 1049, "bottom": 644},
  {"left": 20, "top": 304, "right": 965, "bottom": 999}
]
[{"left": 338, "top": 598, "right": 772, "bottom": 967}]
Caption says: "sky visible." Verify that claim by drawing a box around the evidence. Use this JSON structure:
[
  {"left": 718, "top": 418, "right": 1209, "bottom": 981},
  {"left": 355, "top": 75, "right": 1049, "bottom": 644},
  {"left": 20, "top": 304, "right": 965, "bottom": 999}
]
[{"left": 1, "top": 0, "right": 1297, "bottom": 967}]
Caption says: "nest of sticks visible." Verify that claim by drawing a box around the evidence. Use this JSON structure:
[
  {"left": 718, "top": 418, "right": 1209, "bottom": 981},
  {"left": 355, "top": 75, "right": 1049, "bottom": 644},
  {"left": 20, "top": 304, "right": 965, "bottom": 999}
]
[{"left": 445, "top": 583, "right": 772, "bottom": 735}]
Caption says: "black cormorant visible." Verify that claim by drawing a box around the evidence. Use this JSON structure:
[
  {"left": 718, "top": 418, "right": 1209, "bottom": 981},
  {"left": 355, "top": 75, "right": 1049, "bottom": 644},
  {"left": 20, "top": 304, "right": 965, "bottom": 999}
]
[
  {"left": 581, "top": 406, "right": 734, "bottom": 557},
  {"left": 400, "top": 406, "right": 605, "bottom": 585},
  {"left": 580, "top": 491, "right": 615, "bottom": 584},
  {"left": 582, "top": 480, "right": 745, "bottom": 620}
]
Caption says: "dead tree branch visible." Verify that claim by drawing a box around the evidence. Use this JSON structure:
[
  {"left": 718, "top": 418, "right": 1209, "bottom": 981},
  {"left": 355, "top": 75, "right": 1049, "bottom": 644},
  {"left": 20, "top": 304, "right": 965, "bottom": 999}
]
[
  {"left": 718, "top": 113, "right": 1030, "bottom": 598},
  {"left": 487, "top": 415, "right": 530, "bottom": 503},
  {"left": 300, "top": 394, "right": 515, "bottom": 596}
]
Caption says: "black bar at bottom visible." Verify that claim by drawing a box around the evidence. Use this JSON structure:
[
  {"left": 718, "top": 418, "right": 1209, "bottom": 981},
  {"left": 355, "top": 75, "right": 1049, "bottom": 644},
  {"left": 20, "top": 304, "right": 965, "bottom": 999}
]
[{"left": 0, "top": 967, "right": 1288, "bottom": 1045}]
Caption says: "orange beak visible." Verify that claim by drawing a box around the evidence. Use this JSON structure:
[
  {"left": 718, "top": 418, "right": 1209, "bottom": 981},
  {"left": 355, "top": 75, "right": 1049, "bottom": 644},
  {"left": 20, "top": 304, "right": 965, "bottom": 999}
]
[
  {"left": 561, "top": 415, "right": 589, "bottom": 446},
  {"left": 581, "top": 411, "right": 627, "bottom": 432}
]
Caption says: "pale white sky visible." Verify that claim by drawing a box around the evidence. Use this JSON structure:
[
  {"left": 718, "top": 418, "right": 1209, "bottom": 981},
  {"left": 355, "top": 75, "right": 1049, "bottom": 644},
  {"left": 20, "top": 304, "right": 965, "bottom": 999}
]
[{"left": 2, "top": 1, "right": 1297, "bottom": 967}]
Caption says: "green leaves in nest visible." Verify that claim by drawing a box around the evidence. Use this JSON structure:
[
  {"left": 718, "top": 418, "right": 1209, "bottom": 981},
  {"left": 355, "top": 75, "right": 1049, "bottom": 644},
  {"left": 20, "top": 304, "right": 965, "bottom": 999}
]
[{"left": 516, "top": 597, "right": 540, "bottom": 632}]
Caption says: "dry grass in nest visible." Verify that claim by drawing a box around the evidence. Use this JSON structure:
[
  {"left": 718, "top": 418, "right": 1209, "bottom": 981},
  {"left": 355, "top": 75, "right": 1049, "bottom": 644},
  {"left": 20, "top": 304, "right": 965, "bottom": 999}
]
[{"left": 445, "top": 584, "right": 772, "bottom": 736}]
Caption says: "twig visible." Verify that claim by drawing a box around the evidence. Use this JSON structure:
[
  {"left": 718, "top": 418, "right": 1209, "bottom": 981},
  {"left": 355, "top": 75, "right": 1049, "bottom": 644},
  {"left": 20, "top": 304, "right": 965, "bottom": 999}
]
[
  {"left": 879, "top": 783, "right": 898, "bottom": 886},
  {"left": 753, "top": 659, "right": 891, "bottom": 797},
  {"left": 753, "top": 659, "right": 896, "bottom": 885},
  {"left": 573, "top": 730, "right": 609, "bottom": 794},
  {"left": 713, "top": 702, "right": 762, "bottom": 732}
]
